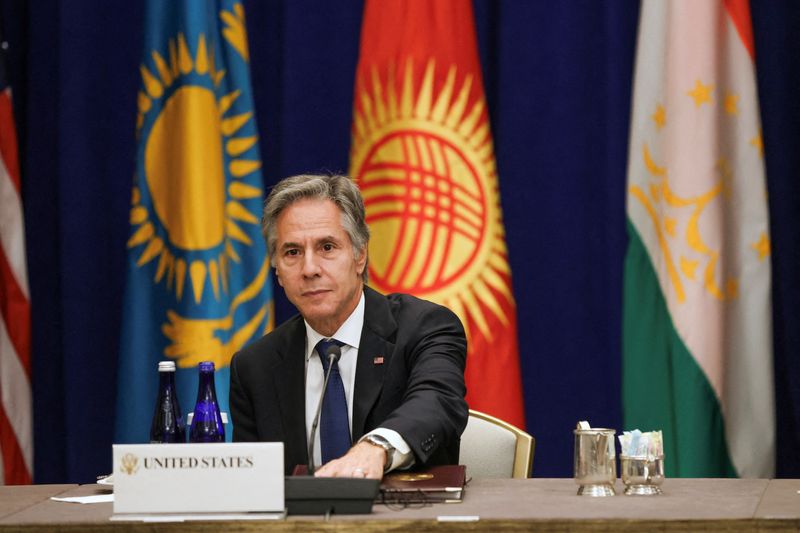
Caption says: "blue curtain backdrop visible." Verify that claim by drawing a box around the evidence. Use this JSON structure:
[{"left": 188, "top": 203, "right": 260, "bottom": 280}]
[{"left": 1, "top": 0, "right": 798, "bottom": 482}]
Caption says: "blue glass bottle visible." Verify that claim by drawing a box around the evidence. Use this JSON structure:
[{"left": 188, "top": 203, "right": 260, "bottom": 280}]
[
  {"left": 189, "top": 361, "right": 225, "bottom": 443},
  {"left": 149, "top": 361, "right": 186, "bottom": 443}
]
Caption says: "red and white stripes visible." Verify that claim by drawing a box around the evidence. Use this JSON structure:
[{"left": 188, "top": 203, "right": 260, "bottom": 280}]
[{"left": 0, "top": 85, "right": 32, "bottom": 485}]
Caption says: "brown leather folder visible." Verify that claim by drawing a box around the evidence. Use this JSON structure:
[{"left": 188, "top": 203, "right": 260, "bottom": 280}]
[
  {"left": 292, "top": 464, "right": 467, "bottom": 503},
  {"left": 378, "top": 465, "right": 467, "bottom": 503}
]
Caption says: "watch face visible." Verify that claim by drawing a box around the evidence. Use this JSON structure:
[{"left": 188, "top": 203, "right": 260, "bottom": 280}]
[{"left": 368, "top": 435, "right": 393, "bottom": 452}]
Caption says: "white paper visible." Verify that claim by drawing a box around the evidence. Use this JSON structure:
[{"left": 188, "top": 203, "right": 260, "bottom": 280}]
[
  {"left": 437, "top": 515, "right": 480, "bottom": 522},
  {"left": 110, "top": 512, "right": 285, "bottom": 522},
  {"left": 51, "top": 494, "right": 114, "bottom": 504}
]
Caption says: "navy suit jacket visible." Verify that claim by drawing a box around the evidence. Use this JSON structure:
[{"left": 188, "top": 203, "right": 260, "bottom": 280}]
[{"left": 229, "top": 286, "right": 468, "bottom": 474}]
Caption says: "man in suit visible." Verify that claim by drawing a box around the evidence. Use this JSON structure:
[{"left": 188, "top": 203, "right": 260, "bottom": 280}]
[{"left": 230, "top": 174, "right": 468, "bottom": 479}]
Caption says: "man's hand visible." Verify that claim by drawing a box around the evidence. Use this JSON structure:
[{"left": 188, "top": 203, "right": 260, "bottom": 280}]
[{"left": 314, "top": 441, "right": 387, "bottom": 479}]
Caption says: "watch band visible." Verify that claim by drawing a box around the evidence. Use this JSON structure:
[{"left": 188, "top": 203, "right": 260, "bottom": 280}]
[{"left": 363, "top": 434, "right": 395, "bottom": 471}]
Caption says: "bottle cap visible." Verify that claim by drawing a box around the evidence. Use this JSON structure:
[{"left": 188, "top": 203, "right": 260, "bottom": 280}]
[
  {"left": 158, "top": 361, "right": 176, "bottom": 372},
  {"left": 198, "top": 361, "right": 215, "bottom": 372}
]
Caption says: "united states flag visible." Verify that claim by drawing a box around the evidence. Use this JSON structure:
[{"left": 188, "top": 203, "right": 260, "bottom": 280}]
[{"left": 0, "top": 35, "right": 32, "bottom": 485}]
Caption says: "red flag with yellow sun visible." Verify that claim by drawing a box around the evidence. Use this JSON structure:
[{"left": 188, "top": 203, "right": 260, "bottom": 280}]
[{"left": 349, "top": 0, "right": 525, "bottom": 428}]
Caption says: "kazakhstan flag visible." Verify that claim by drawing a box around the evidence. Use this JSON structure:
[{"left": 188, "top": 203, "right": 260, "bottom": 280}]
[{"left": 116, "top": 0, "right": 272, "bottom": 443}]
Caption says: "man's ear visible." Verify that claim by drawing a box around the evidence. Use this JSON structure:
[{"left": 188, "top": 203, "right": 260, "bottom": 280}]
[
  {"left": 355, "top": 247, "right": 367, "bottom": 276},
  {"left": 275, "top": 267, "right": 284, "bottom": 287}
]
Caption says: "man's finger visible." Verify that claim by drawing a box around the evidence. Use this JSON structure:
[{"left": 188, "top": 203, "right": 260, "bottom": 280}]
[{"left": 314, "top": 452, "right": 383, "bottom": 479}]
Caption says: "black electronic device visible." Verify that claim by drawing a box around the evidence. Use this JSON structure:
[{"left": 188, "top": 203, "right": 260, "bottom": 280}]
[
  {"left": 285, "top": 342, "right": 377, "bottom": 515},
  {"left": 284, "top": 476, "right": 379, "bottom": 515}
]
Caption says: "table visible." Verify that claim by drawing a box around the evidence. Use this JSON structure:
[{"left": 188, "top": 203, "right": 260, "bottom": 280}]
[{"left": 1, "top": 478, "right": 799, "bottom": 531}]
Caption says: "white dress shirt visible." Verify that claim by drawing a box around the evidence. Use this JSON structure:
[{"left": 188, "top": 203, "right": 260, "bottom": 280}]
[{"left": 304, "top": 291, "right": 413, "bottom": 471}]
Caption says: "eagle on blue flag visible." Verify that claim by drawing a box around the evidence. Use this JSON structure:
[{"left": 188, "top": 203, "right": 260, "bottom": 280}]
[{"left": 116, "top": 0, "right": 272, "bottom": 443}]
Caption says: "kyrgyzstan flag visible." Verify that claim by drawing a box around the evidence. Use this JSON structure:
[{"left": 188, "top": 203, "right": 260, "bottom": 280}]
[{"left": 349, "top": 0, "right": 525, "bottom": 428}]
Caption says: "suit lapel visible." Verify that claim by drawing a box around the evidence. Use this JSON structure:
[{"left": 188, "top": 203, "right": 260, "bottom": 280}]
[
  {"left": 271, "top": 318, "right": 307, "bottom": 463},
  {"left": 352, "top": 287, "right": 397, "bottom": 440}
]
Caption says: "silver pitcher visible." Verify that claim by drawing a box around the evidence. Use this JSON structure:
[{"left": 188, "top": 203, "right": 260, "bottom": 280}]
[{"left": 573, "top": 427, "right": 617, "bottom": 496}]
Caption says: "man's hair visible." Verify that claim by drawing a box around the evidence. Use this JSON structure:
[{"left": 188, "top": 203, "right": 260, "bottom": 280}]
[{"left": 262, "top": 174, "right": 370, "bottom": 282}]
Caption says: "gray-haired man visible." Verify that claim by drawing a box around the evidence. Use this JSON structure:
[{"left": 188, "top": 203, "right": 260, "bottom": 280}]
[{"left": 230, "top": 174, "right": 468, "bottom": 479}]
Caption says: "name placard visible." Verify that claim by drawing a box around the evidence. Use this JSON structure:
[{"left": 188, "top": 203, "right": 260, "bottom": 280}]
[{"left": 112, "top": 442, "right": 284, "bottom": 514}]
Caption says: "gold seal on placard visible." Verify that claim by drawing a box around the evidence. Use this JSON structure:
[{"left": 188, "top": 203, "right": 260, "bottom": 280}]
[
  {"left": 391, "top": 473, "right": 434, "bottom": 482},
  {"left": 120, "top": 453, "right": 140, "bottom": 475}
]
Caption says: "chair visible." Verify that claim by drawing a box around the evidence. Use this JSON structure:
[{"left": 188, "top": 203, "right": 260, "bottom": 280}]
[{"left": 459, "top": 409, "right": 535, "bottom": 478}]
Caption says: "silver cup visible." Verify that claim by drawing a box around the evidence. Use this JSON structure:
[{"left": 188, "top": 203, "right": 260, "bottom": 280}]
[
  {"left": 620, "top": 455, "right": 664, "bottom": 495},
  {"left": 573, "top": 428, "right": 616, "bottom": 496}
]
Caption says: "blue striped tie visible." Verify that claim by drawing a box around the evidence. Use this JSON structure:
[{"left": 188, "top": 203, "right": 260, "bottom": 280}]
[{"left": 317, "top": 338, "right": 350, "bottom": 464}]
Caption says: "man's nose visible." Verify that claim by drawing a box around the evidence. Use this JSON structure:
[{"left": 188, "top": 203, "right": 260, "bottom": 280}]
[{"left": 301, "top": 252, "right": 321, "bottom": 277}]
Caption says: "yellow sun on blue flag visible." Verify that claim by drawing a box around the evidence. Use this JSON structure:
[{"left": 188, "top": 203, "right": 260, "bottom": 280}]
[{"left": 115, "top": 0, "right": 272, "bottom": 443}]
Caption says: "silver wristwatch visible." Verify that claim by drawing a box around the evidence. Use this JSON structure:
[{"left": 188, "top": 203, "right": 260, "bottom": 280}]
[{"left": 363, "top": 434, "right": 395, "bottom": 471}]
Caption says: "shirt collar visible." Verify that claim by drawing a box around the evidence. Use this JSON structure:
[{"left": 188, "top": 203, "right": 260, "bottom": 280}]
[{"left": 304, "top": 290, "right": 365, "bottom": 361}]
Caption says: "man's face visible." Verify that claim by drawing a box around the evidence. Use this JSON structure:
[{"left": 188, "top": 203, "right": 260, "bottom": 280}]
[{"left": 273, "top": 198, "right": 366, "bottom": 336}]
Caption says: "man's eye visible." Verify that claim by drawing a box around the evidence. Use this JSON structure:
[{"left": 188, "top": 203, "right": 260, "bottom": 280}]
[
  {"left": 322, "top": 243, "right": 334, "bottom": 252},
  {"left": 285, "top": 249, "right": 299, "bottom": 256}
]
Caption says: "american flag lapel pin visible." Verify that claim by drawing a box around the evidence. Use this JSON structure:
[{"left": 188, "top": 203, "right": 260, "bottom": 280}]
[{"left": 373, "top": 355, "right": 384, "bottom": 365}]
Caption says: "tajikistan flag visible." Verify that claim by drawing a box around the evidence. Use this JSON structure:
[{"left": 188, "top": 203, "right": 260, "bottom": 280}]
[{"left": 623, "top": 0, "right": 774, "bottom": 478}]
